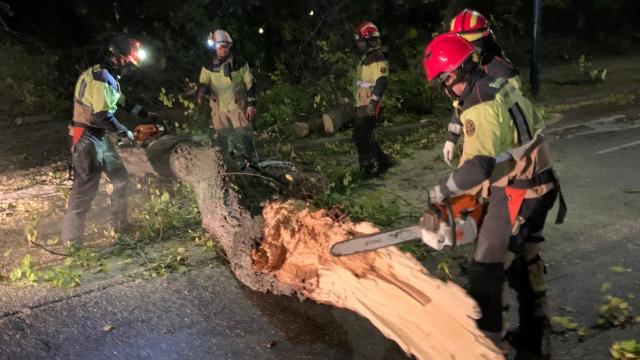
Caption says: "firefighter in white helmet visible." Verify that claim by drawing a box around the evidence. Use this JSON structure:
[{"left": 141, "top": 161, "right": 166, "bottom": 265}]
[{"left": 197, "top": 29, "right": 258, "bottom": 167}]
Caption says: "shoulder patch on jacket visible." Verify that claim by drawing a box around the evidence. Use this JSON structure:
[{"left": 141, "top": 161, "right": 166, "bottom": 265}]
[{"left": 465, "top": 119, "right": 476, "bottom": 137}]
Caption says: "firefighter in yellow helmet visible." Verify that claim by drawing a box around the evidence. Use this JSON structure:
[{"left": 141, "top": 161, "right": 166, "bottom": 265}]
[
  {"left": 423, "top": 33, "right": 566, "bottom": 358},
  {"left": 61, "top": 36, "right": 155, "bottom": 245},
  {"left": 352, "top": 21, "right": 393, "bottom": 178},
  {"left": 443, "top": 9, "right": 521, "bottom": 167},
  {"left": 197, "top": 29, "right": 258, "bottom": 167}
]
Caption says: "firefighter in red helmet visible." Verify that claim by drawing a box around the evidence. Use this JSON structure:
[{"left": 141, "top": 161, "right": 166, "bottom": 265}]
[
  {"left": 423, "top": 33, "right": 566, "bottom": 359},
  {"left": 352, "top": 21, "right": 393, "bottom": 179},
  {"left": 62, "top": 36, "right": 156, "bottom": 246}
]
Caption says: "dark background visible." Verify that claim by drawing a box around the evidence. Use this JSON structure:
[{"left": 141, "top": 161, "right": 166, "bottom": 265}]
[{"left": 2, "top": 0, "right": 640, "bottom": 126}]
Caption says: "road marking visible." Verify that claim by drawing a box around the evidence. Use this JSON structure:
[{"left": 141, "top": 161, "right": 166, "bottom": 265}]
[
  {"left": 546, "top": 114, "right": 626, "bottom": 134},
  {"left": 595, "top": 139, "right": 640, "bottom": 154}
]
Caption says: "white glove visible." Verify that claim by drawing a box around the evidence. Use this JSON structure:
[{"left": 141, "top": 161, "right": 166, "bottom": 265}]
[{"left": 442, "top": 140, "right": 456, "bottom": 167}]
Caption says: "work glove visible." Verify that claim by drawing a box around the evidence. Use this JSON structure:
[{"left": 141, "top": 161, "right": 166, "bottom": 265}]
[
  {"left": 117, "top": 130, "right": 135, "bottom": 147},
  {"left": 442, "top": 140, "right": 456, "bottom": 167},
  {"left": 245, "top": 106, "right": 257, "bottom": 121},
  {"left": 366, "top": 98, "right": 379, "bottom": 116}
]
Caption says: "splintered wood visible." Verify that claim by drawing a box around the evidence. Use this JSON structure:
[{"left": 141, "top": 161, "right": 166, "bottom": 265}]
[{"left": 252, "top": 201, "right": 503, "bottom": 360}]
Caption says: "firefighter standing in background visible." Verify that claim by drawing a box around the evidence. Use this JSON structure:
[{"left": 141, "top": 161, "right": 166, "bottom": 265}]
[
  {"left": 423, "top": 33, "right": 566, "bottom": 359},
  {"left": 352, "top": 21, "right": 393, "bottom": 179},
  {"left": 442, "top": 9, "right": 520, "bottom": 166},
  {"left": 61, "top": 37, "right": 154, "bottom": 245},
  {"left": 197, "top": 29, "right": 258, "bottom": 168}
]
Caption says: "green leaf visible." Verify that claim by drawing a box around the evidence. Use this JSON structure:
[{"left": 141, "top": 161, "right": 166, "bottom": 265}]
[
  {"left": 551, "top": 316, "right": 578, "bottom": 331},
  {"left": 9, "top": 268, "right": 22, "bottom": 282},
  {"left": 27, "top": 272, "right": 37, "bottom": 283},
  {"left": 577, "top": 326, "right": 588, "bottom": 337},
  {"left": 610, "top": 266, "right": 631, "bottom": 274},
  {"left": 20, "top": 254, "right": 32, "bottom": 269}
]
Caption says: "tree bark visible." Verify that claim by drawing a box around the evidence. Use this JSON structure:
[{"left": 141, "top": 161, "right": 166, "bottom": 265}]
[{"left": 142, "top": 136, "right": 295, "bottom": 296}]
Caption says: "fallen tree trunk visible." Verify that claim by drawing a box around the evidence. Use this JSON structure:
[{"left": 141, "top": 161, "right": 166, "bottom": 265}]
[{"left": 137, "top": 136, "right": 502, "bottom": 360}]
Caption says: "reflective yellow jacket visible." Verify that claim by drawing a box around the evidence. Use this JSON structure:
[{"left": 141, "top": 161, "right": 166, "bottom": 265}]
[
  {"left": 72, "top": 65, "right": 128, "bottom": 134},
  {"left": 198, "top": 56, "right": 255, "bottom": 113},
  {"left": 438, "top": 71, "right": 552, "bottom": 199},
  {"left": 354, "top": 50, "right": 389, "bottom": 114}
]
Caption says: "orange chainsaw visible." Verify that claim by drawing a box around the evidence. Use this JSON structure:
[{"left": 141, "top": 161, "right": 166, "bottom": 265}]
[
  {"left": 131, "top": 117, "right": 171, "bottom": 146},
  {"left": 331, "top": 194, "right": 485, "bottom": 256}
]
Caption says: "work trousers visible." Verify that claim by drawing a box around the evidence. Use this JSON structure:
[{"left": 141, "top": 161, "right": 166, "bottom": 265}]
[
  {"left": 61, "top": 133, "right": 129, "bottom": 244},
  {"left": 470, "top": 186, "right": 558, "bottom": 357},
  {"left": 352, "top": 115, "right": 391, "bottom": 178}
]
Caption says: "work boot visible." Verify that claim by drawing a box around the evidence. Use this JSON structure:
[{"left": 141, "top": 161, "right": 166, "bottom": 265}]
[
  {"left": 506, "top": 255, "right": 552, "bottom": 359},
  {"left": 372, "top": 155, "right": 394, "bottom": 177},
  {"left": 505, "top": 329, "right": 551, "bottom": 360}
]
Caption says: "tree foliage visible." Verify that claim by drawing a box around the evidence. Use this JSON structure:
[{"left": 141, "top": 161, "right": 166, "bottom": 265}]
[{"left": 1, "top": 0, "right": 639, "bottom": 122}]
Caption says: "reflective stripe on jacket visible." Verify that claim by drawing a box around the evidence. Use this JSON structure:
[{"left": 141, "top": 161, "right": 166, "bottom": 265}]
[{"left": 72, "top": 65, "right": 127, "bottom": 134}]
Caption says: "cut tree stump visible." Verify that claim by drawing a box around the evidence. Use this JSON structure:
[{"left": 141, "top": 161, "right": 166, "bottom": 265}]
[
  {"left": 126, "top": 135, "right": 502, "bottom": 360},
  {"left": 322, "top": 99, "right": 353, "bottom": 134}
]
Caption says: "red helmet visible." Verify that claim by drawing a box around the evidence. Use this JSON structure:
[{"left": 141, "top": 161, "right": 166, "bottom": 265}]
[
  {"left": 355, "top": 21, "right": 380, "bottom": 39},
  {"left": 449, "top": 9, "right": 492, "bottom": 42},
  {"left": 423, "top": 33, "right": 475, "bottom": 81},
  {"left": 111, "top": 37, "right": 147, "bottom": 66}
]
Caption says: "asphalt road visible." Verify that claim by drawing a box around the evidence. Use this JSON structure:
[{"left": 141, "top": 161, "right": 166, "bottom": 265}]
[{"left": 1, "top": 104, "right": 639, "bottom": 360}]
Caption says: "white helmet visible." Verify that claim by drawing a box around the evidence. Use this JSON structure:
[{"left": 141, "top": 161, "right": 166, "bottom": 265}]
[{"left": 207, "top": 29, "right": 233, "bottom": 49}]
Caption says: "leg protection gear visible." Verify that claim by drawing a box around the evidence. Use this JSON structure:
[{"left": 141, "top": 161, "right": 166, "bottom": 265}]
[
  {"left": 352, "top": 116, "right": 391, "bottom": 178},
  {"left": 469, "top": 261, "right": 505, "bottom": 333},
  {"left": 506, "top": 246, "right": 550, "bottom": 358},
  {"left": 61, "top": 135, "right": 102, "bottom": 245},
  {"left": 102, "top": 138, "right": 129, "bottom": 226}
]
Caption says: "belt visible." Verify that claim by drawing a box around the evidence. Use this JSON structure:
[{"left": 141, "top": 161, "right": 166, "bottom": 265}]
[
  {"left": 71, "top": 122, "right": 105, "bottom": 137},
  {"left": 508, "top": 168, "right": 568, "bottom": 224},
  {"left": 508, "top": 169, "right": 555, "bottom": 189}
]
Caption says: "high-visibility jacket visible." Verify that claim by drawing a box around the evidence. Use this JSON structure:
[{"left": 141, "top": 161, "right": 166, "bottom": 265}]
[
  {"left": 446, "top": 55, "right": 520, "bottom": 143},
  {"left": 439, "top": 71, "right": 555, "bottom": 202},
  {"left": 198, "top": 56, "right": 255, "bottom": 113},
  {"left": 72, "top": 64, "right": 131, "bottom": 135},
  {"left": 354, "top": 50, "right": 388, "bottom": 117}
]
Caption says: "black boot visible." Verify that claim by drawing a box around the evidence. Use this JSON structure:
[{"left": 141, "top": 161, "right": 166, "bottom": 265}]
[{"left": 506, "top": 255, "right": 551, "bottom": 359}]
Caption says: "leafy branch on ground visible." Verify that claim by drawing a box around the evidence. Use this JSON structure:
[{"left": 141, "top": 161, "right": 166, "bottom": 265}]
[{"left": 610, "top": 340, "right": 640, "bottom": 359}]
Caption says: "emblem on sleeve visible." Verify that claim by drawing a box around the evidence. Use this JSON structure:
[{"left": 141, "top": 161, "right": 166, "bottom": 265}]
[
  {"left": 380, "top": 67, "right": 388, "bottom": 74},
  {"left": 465, "top": 119, "right": 476, "bottom": 136}
]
